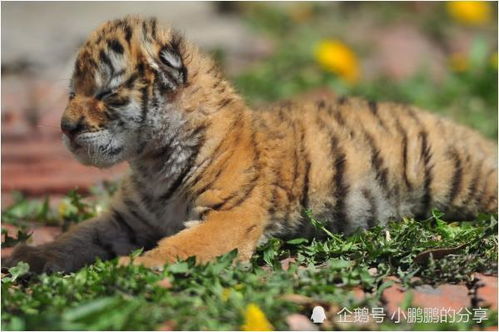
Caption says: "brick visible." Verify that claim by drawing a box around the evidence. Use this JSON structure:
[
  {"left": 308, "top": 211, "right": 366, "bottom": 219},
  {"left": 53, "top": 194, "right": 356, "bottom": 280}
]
[
  {"left": 474, "top": 273, "right": 498, "bottom": 310},
  {"left": 2, "top": 81, "right": 126, "bottom": 198},
  {"left": 382, "top": 277, "right": 471, "bottom": 321},
  {"left": 286, "top": 314, "right": 319, "bottom": 331},
  {"left": 1, "top": 247, "right": 14, "bottom": 259},
  {"left": 1, "top": 224, "right": 62, "bottom": 258},
  {"left": 280, "top": 257, "right": 297, "bottom": 271},
  {"left": 29, "top": 226, "right": 62, "bottom": 245},
  {"left": 352, "top": 286, "right": 367, "bottom": 302}
]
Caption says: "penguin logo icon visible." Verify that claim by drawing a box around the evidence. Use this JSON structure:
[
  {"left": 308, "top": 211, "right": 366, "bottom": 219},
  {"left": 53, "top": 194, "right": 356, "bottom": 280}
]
[{"left": 310, "top": 305, "right": 326, "bottom": 324}]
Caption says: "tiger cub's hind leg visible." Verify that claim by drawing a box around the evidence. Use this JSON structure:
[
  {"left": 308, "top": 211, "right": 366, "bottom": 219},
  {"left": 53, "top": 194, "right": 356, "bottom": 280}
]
[{"left": 118, "top": 209, "right": 265, "bottom": 269}]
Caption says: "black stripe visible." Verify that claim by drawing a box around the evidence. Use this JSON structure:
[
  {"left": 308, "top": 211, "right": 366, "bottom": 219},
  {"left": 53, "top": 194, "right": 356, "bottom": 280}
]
[
  {"left": 477, "top": 168, "right": 495, "bottom": 210},
  {"left": 107, "top": 39, "right": 124, "bottom": 54},
  {"left": 419, "top": 131, "right": 433, "bottom": 216},
  {"left": 155, "top": 69, "right": 178, "bottom": 92},
  {"left": 149, "top": 135, "right": 176, "bottom": 160},
  {"left": 106, "top": 95, "right": 130, "bottom": 108},
  {"left": 108, "top": 146, "right": 123, "bottom": 156},
  {"left": 136, "top": 62, "right": 145, "bottom": 75},
  {"left": 368, "top": 100, "right": 386, "bottom": 130},
  {"left": 464, "top": 160, "right": 483, "bottom": 206},
  {"left": 150, "top": 18, "right": 157, "bottom": 40},
  {"left": 301, "top": 160, "right": 311, "bottom": 209},
  {"left": 140, "top": 85, "right": 148, "bottom": 123},
  {"left": 99, "top": 50, "right": 114, "bottom": 75},
  {"left": 394, "top": 117, "right": 412, "bottom": 190},
  {"left": 138, "top": 190, "right": 154, "bottom": 213},
  {"left": 160, "top": 164, "right": 193, "bottom": 201},
  {"left": 337, "top": 96, "right": 348, "bottom": 105},
  {"left": 113, "top": 209, "right": 138, "bottom": 245},
  {"left": 289, "top": 120, "right": 300, "bottom": 204},
  {"left": 188, "top": 116, "right": 243, "bottom": 192},
  {"left": 406, "top": 107, "right": 423, "bottom": 126},
  {"left": 332, "top": 107, "right": 346, "bottom": 126},
  {"left": 142, "top": 20, "right": 149, "bottom": 40},
  {"left": 123, "top": 24, "right": 133, "bottom": 45},
  {"left": 123, "top": 199, "right": 155, "bottom": 230},
  {"left": 218, "top": 98, "right": 232, "bottom": 110},
  {"left": 160, "top": 136, "right": 206, "bottom": 201},
  {"left": 363, "top": 131, "right": 389, "bottom": 193},
  {"left": 219, "top": 174, "right": 259, "bottom": 211},
  {"left": 124, "top": 73, "right": 139, "bottom": 89},
  {"left": 299, "top": 123, "right": 311, "bottom": 209},
  {"left": 103, "top": 109, "right": 118, "bottom": 121},
  {"left": 331, "top": 136, "right": 349, "bottom": 233},
  {"left": 194, "top": 168, "right": 224, "bottom": 197},
  {"left": 447, "top": 149, "right": 463, "bottom": 204},
  {"left": 111, "top": 69, "right": 126, "bottom": 79},
  {"left": 362, "top": 189, "right": 377, "bottom": 228}
]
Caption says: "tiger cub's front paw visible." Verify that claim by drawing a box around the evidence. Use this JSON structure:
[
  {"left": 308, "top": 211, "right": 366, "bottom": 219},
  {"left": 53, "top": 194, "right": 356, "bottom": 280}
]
[
  {"left": 4, "top": 244, "right": 69, "bottom": 274},
  {"left": 118, "top": 256, "right": 165, "bottom": 271}
]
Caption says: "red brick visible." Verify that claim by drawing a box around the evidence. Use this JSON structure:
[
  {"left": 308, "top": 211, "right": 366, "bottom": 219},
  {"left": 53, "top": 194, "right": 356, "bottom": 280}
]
[
  {"left": 474, "top": 273, "right": 498, "bottom": 310},
  {"left": 286, "top": 314, "right": 319, "bottom": 331},
  {"left": 1, "top": 224, "right": 18, "bottom": 240},
  {"left": 1, "top": 247, "right": 14, "bottom": 259},
  {"left": 280, "top": 257, "right": 297, "bottom": 271},
  {"left": 1, "top": 224, "right": 62, "bottom": 259},
  {"left": 2, "top": 82, "right": 126, "bottom": 198},
  {"left": 382, "top": 277, "right": 471, "bottom": 321},
  {"left": 29, "top": 226, "right": 62, "bottom": 245}
]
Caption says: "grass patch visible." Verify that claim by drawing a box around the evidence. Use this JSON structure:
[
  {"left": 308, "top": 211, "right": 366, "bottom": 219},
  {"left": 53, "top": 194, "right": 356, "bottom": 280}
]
[{"left": 1, "top": 191, "right": 497, "bottom": 330}]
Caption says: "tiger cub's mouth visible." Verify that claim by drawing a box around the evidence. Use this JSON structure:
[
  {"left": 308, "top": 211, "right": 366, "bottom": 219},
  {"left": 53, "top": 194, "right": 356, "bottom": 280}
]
[{"left": 62, "top": 130, "right": 125, "bottom": 168}]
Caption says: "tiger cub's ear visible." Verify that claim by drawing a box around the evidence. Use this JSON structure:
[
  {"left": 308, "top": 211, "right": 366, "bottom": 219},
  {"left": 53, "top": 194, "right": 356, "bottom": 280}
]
[{"left": 154, "top": 33, "right": 188, "bottom": 91}]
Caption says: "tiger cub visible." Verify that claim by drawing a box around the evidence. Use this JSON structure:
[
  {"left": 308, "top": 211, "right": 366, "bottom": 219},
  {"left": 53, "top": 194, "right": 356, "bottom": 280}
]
[{"left": 5, "top": 16, "right": 497, "bottom": 273}]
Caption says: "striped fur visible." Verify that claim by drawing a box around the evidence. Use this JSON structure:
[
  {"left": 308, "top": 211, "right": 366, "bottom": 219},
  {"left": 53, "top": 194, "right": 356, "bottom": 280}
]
[{"left": 5, "top": 16, "right": 497, "bottom": 273}]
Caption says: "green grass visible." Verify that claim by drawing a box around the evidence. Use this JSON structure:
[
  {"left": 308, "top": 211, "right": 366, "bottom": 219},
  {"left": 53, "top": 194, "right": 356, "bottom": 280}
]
[
  {"left": 2, "top": 3, "right": 498, "bottom": 330},
  {"left": 1, "top": 191, "right": 498, "bottom": 330}
]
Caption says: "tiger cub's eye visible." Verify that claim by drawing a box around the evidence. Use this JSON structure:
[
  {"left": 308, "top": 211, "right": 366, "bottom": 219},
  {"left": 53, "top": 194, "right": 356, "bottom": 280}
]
[
  {"left": 105, "top": 94, "right": 130, "bottom": 108},
  {"left": 95, "top": 89, "right": 114, "bottom": 100},
  {"left": 69, "top": 92, "right": 76, "bottom": 100}
]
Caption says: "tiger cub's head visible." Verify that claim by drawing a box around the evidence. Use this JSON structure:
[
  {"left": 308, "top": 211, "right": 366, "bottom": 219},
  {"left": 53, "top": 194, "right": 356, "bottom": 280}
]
[{"left": 61, "top": 16, "right": 211, "bottom": 168}]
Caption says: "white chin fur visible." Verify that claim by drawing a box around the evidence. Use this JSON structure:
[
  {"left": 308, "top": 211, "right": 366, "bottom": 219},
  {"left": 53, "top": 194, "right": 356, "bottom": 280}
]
[{"left": 62, "top": 131, "right": 127, "bottom": 168}]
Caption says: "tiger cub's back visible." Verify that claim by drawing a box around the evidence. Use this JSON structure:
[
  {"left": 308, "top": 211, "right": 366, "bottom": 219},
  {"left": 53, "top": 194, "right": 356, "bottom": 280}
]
[{"left": 260, "top": 96, "right": 497, "bottom": 236}]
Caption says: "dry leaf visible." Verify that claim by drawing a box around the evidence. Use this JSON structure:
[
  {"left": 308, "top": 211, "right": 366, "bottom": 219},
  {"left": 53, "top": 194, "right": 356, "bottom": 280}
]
[
  {"left": 414, "top": 243, "right": 468, "bottom": 264},
  {"left": 280, "top": 294, "right": 315, "bottom": 305}
]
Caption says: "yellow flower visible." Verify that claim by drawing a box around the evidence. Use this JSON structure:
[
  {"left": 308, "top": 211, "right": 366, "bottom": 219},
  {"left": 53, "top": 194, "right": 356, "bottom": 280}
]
[
  {"left": 315, "top": 40, "right": 360, "bottom": 84},
  {"left": 449, "top": 52, "right": 469, "bottom": 72},
  {"left": 58, "top": 199, "right": 71, "bottom": 218},
  {"left": 446, "top": 1, "right": 491, "bottom": 25},
  {"left": 491, "top": 52, "right": 498, "bottom": 70},
  {"left": 241, "top": 303, "right": 273, "bottom": 331},
  {"left": 221, "top": 288, "right": 232, "bottom": 302}
]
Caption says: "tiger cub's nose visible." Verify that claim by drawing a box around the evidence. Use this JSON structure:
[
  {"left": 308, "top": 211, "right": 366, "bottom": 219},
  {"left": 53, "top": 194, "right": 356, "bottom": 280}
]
[{"left": 61, "top": 117, "right": 85, "bottom": 138}]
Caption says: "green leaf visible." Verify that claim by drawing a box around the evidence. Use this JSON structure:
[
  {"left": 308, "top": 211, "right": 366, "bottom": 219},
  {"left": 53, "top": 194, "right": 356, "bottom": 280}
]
[
  {"left": 286, "top": 238, "right": 308, "bottom": 245},
  {"left": 167, "top": 262, "right": 189, "bottom": 274},
  {"left": 8, "top": 262, "right": 30, "bottom": 282}
]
